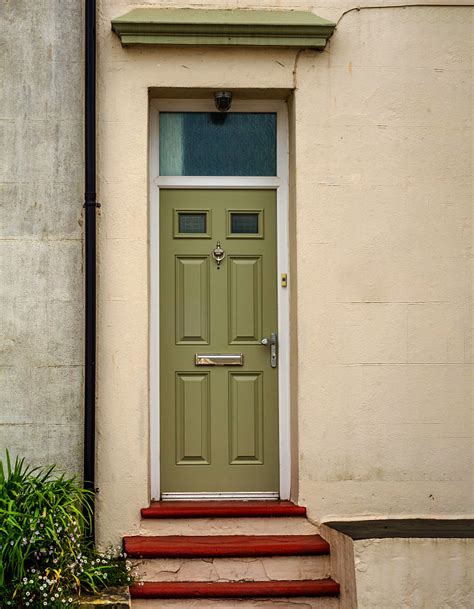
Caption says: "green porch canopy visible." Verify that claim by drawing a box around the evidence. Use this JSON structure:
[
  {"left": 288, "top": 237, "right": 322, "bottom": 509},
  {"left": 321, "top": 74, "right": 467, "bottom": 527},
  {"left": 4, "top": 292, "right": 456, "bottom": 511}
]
[{"left": 111, "top": 9, "right": 336, "bottom": 49}]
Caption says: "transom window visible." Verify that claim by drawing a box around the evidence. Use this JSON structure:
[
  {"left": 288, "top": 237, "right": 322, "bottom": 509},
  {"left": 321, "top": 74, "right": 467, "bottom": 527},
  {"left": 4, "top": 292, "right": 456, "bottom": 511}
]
[{"left": 159, "top": 112, "right": 277, "bottom": 177}]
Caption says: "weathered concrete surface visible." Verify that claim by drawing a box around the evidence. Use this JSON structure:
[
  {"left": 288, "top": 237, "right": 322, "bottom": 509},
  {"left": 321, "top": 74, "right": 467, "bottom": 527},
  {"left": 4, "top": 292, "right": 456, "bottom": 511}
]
[
  {"left": 140, "top": 515, "right": 318, "bottom": 536},
  {"left": 78, "top": 586, "right": 131, "bottom": 608},
  {"left": 0, "top": 0, "right": 84, "bottom": 474},
  {"left": 320, "top": 525, "right": 357, "bottom": 609},
  {"left": 133, "top": 554, "right": 331, "bottom": 582}
]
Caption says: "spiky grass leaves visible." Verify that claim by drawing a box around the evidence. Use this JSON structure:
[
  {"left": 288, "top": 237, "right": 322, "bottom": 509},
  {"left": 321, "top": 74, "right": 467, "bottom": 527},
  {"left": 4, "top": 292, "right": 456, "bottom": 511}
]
[{"left": 0, "top": 452, "right": 133, "bottom": 608}]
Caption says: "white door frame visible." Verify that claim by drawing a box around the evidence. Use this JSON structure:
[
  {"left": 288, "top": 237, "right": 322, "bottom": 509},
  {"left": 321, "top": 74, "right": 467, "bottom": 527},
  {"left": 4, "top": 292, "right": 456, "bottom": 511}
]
[{"left": 149, "top": 98, "right": 290, "bottom": 500}]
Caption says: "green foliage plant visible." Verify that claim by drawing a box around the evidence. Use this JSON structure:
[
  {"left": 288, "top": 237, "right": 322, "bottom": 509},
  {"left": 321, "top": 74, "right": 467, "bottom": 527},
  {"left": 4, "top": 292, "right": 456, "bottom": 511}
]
[{"left": 0, "top": 452, "right": 134, "bottom": 608}]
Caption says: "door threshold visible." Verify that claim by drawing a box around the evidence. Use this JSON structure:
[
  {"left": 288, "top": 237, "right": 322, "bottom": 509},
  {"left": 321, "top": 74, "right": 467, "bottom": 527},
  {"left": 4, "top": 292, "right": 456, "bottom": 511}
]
[{"left": 161, "top": 492, "right": 279, "bottom": 501}]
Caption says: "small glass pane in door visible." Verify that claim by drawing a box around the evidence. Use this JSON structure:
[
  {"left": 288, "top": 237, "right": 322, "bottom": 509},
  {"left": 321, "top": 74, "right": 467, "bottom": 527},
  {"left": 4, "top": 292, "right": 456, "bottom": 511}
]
[
  {"left": 227, "top": 210, "right": 263, "bottom": 239},
  {"left": 179, "top": 213, "right": 206, "bottom": 234},
  {"left": 174, "top": 210, "right": 211, "bottom": 238},
  {"left": 231, "top": 213, "right": 259, "bottom": 234}
]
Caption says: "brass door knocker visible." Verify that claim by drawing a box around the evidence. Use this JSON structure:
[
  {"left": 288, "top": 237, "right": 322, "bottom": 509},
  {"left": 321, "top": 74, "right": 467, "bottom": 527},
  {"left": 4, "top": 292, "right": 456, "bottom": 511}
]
[{"left": 212, "top": 240, "right": 226, "bottom": 269}]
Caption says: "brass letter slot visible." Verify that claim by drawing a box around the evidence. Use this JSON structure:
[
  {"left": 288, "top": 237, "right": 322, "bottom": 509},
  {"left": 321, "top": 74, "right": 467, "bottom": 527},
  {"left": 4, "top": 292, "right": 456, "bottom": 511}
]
[{"left": 195, "top": 354, "right": 243, "bottom": 366}]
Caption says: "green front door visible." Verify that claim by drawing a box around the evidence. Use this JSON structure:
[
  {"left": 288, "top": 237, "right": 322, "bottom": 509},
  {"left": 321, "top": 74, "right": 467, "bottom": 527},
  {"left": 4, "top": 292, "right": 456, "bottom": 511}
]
[{"left": 160, "top": 189, "right": 279, "bottom": 494}]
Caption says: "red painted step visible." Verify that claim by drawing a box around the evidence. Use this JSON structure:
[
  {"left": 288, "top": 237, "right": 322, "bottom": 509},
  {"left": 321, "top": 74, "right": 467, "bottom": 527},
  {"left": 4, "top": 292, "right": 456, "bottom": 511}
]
[
  {"left": 141, "top": 500, "right": 306, "bottom": 519},
  {"left": 124, "top": 534, "right": 330, "bottom": 558},
  {"left": 130, "top": 579, "right": 340, "bottom": 599}
]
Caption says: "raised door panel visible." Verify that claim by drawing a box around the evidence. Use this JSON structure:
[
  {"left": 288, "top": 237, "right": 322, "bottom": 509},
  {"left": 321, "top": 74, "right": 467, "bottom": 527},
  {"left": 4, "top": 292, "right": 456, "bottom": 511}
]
[
  {"left": 175, "top": 256, "right": 210, "bottom": 344},
  {"left": 228, "top": 256, "right": 262, "bottom": 344},
  {"left": 176, "top": 373, "right": 210, "bottom": 465},
  {"left": 229, "top": 372, "right": 263, "bottom": 464}
]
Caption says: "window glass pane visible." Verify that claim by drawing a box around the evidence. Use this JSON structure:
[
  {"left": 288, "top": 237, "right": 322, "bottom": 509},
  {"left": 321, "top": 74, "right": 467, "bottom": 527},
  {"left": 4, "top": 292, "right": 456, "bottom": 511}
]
[
  {"left": 231, "top": 213, "right": 259, "bottom": 234},
  {"left": 178, "top": 212, "right": 206, "bottom": 234},
  {"left": 160, "top": 112, "right": 276, "bottom": 176}
]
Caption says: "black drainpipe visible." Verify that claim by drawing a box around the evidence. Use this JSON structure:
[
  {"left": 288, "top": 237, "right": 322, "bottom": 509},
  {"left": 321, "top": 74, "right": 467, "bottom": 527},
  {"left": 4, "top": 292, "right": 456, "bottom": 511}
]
[{"left": 84, "top": 0, "right": 98, "bottom": 540}]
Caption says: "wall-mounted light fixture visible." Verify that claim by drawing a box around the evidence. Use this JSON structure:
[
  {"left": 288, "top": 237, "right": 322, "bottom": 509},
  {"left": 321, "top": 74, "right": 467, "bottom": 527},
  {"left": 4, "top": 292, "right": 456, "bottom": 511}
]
[{"left": 214, "top": 91, "right": 233, "bottom": 112}]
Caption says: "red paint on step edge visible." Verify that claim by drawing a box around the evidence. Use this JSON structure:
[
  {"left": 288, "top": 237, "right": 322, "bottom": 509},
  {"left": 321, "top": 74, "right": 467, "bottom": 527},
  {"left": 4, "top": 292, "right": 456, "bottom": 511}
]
[
  {"left": 130, "top": 579, "right": 340, "bottom": 599},
  {"left": 124, "top": 534, "right": 330, "bottom": 558},
  {"left": 141, "top": 500, "right": 306, "bottom": 519}
]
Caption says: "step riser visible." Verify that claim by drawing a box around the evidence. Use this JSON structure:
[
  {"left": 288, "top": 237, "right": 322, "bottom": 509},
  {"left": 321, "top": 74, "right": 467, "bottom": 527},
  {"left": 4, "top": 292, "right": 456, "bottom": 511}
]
[
  {"left": 133, "top": 555, "right": 331, "bottom": 582},
  {"left": 132, "top": 598, "right": 340, "bottom": 608},
  {"left": 140, "top": 517, "right": 318, "bottom": 537}
]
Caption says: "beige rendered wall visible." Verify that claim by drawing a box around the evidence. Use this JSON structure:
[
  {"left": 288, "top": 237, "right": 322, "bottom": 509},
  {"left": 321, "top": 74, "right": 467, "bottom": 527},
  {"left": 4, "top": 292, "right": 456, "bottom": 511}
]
[
  {"left": 96, "top": 1, "right": 473, "bottom": 544},
  {"left": 320, "top": 525, "right": 474, "bottom": 609},
  {"left": 354, "top": 538, "right": 474, "bottom": 609},
  {"left": 295, "top": 5, "right": 472, "bottom": 524}
]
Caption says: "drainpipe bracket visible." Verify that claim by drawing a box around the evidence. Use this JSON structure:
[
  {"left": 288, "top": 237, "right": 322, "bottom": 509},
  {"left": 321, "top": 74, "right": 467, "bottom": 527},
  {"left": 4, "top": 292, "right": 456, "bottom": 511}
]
[{"left": 84, "top": 192, "right": 101, "bottom": 208}]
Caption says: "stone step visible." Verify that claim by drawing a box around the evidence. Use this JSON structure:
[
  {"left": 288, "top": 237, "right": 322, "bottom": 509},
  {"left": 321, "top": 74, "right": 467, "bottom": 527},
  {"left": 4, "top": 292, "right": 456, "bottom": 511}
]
[
  {"left": 130, "top": 579, "right": 340, "bottom": 600},
  {"left": 142, "top": 501, "right": 306, "bottom": 519},
  {"left": 132, "top": 597, "right": 340, "bottom": 609},
  {"left": 132, "top": 554, "right": 331, "bottom": 582},
  {"left": 124, "top": 535, "right": 330, "bottom": 559},
  {"left": 140, "top": 516, "right": 318, "bottom": 537},
  {"left": 127, "top": 502, "right": 339, "bottom": 609}
]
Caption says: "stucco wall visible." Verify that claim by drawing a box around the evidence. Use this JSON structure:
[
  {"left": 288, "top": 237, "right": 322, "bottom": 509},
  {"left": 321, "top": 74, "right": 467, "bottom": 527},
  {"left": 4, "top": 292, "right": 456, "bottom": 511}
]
[
  {"left": 0, "top": 1, "right": 84, "bottom": 473},
  {"left": 296, "top": 5, "right": 473, "bottom": 524},
  {"left": 96, "top": 0, "right": 472, "bottom": 544},
  {"left": 354, "top": 538, "right": 474, "bottom": 609},
  {"left": 321, "top": 524, "right": 474, "bottom": 609}
]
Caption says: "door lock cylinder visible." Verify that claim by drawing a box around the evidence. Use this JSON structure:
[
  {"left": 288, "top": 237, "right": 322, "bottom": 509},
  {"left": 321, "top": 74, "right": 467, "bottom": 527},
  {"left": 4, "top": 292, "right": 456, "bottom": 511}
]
[{"left": 261, "top": 332, "right": 278, "bottom": 368}]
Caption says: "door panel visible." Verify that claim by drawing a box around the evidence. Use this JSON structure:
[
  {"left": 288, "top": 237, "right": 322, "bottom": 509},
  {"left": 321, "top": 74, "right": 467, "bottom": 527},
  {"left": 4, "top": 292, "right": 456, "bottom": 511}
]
[
  {"left": 160, "top": 189, "right": 278, "bottom": 494},
  {"left": 229, "top": 372, "right": 263, "bottom": 465},
  {"left": 175, "top": 373, "right": 210, "bottom": 464},
  {"left": 228, "top": 256, "right": 262, "bottom": 344},
  {"left": 175, "top": 256, "right": 210, "bottom": 344}
]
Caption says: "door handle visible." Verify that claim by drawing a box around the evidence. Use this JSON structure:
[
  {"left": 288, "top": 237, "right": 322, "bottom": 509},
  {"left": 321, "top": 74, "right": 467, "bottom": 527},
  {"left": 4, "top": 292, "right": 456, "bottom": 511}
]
[{"left": 261, "top": 332, "right": 278, "bottom": 368}]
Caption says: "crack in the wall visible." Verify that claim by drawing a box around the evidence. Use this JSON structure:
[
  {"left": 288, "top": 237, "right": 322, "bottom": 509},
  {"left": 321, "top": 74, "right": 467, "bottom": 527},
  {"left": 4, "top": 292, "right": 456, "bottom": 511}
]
[{"left": 260, "top": 560, "right": 272, "bottom": 582}]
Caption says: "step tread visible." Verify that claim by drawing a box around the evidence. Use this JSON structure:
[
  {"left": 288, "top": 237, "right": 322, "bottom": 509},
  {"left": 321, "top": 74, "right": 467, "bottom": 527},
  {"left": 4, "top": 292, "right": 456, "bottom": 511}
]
[
  {"left": 129, "top": 579, "right": 340, "bottom": 599},
  {"left": 124, "top": 535, "right": 330, "bottom": 558},
  {"left": 142, "top": 501, "right": 306, "bottom": 519}
]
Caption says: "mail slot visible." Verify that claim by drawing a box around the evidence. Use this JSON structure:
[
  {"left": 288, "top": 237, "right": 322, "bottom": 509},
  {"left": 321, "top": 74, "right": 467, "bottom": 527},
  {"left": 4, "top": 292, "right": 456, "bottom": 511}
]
[{"left": 195, "top": 354, "right": 243, "bottom": 366}]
